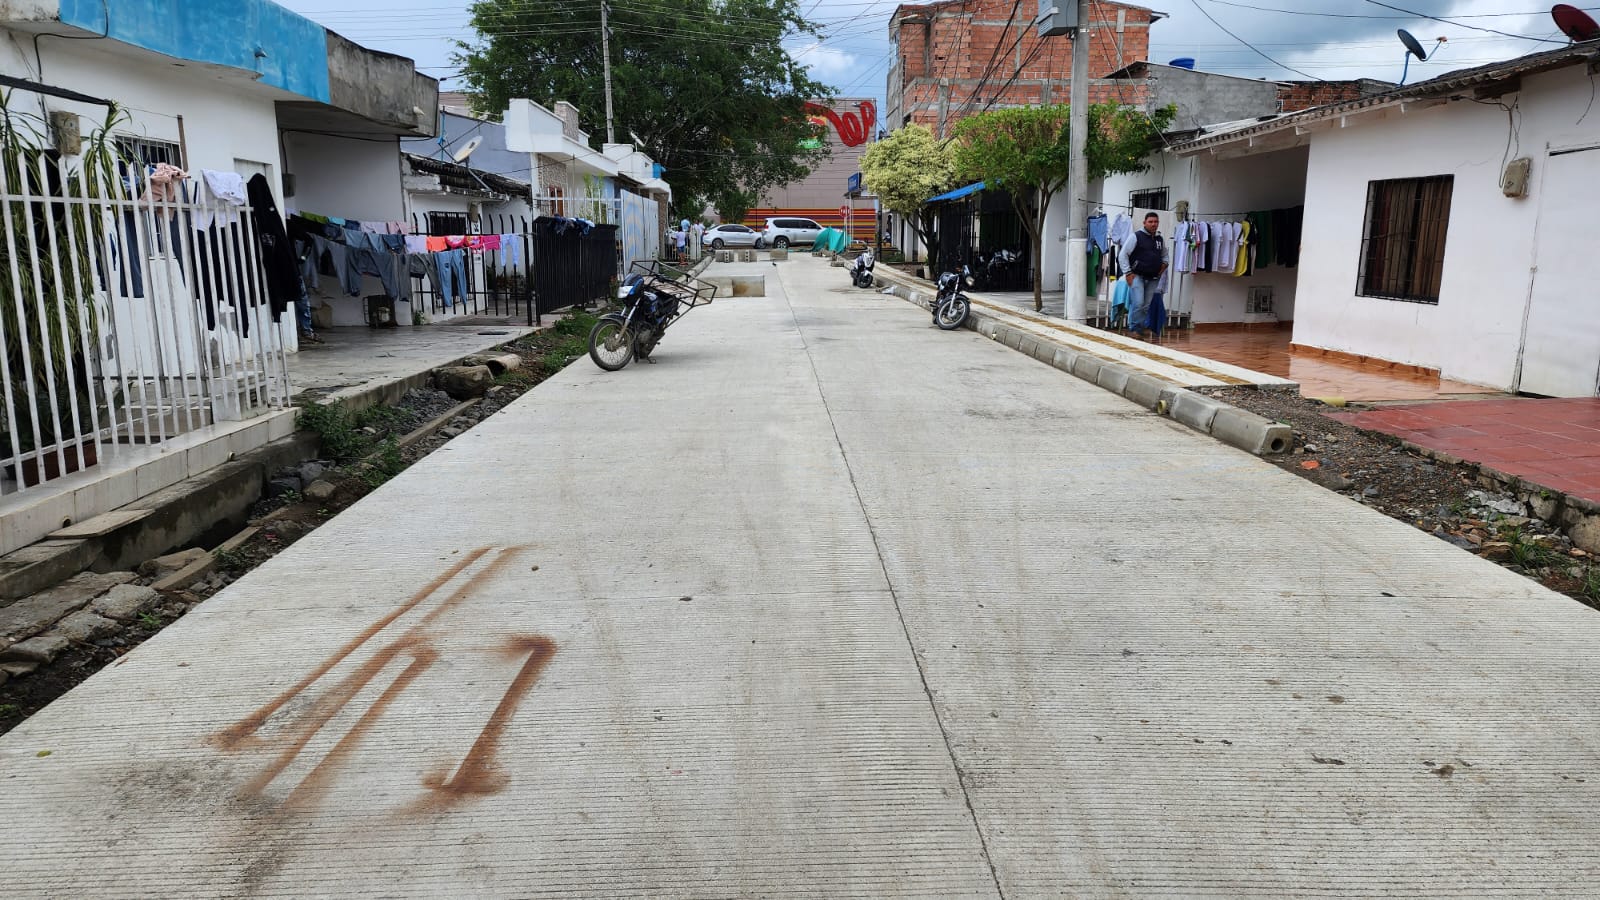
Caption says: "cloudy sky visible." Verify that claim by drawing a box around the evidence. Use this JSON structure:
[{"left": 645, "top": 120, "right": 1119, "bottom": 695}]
[{"left": 278, "top": 0, "right": 1594, "bottom": 116}]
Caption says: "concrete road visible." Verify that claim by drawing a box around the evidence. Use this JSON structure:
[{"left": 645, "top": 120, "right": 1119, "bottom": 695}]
[{"left": 2, "top": 256, "right": 1598, "bottom": 897}]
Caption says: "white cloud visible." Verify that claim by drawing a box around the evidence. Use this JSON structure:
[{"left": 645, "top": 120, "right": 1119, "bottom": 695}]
[{"left": 792, "top": 41, "right": 863, "bottom": 83}]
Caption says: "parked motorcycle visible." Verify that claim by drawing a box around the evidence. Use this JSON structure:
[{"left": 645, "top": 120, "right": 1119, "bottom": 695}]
[
  {"left": 971, "top": 248, "right": 1020, "bottom": 291},
  {"left": 933, "top": 265, "right": 973, "bottom": 330},
  {"left": 588, "top": 262, "right": 716, "bottom": 371},
  {"left": 849, "top": 248, "right": 875, "bottom": 288}
]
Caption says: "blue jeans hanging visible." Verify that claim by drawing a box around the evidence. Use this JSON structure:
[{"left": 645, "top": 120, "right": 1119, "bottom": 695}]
[{"left": 435, "top": 249, "right": 467, "bottom": 306}]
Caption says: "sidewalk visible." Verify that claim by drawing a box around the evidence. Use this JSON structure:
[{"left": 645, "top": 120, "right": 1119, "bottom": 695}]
[
  {"left": 1331, "top": 396, "right": 1600, "bottom": 504},
  {"left": 290, "top": 323, "right": 539, "bottom": 406}
]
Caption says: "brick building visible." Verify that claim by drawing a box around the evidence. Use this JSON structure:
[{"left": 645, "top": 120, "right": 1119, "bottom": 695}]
[{"left": 885, "top": 0, "right": 1161, "bottom": 137}]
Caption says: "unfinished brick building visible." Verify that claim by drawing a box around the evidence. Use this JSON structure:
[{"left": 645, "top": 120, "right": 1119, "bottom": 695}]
[{"left": 885, "top": 0, "right": 1161, "bottom": 137}]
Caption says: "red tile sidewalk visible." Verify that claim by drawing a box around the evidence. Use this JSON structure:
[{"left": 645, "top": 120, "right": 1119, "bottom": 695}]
[{"left": 1329, "top": 398, "right": 1600, "bottom": 503}]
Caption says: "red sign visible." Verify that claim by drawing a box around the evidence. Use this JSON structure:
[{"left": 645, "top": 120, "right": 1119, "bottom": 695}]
[
  {"left": 804, "top": 100, "right": 877, "bottom": 147},
  {"left": 838, "top": 205, "right": 850, "bottom": 218}
]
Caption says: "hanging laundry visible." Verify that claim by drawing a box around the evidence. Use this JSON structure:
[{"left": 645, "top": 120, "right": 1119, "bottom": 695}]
[
  {"left": 404, "top": 235, "right": 428, "bottom": 254},
  {"left": 1232, "top": 219, "right": 1252, "bottom": 277},
  {"left": 245, "top": 173, "right": 295, "bottom": 322},
  {"left": 143, "top": 163, "right": 188, "bottom": 203},
  {"left": 1087, "top": 214, "right": 1109, "bottom": 253},
  {"left": 1172, "top": 221, "right": 1190, "bottom": 273},
  {"left": 1108, "top": 212, "right": 1132, "bottom": 249},
  {"left": 195, "top": 168, "right": 247, "bottom": 229}
]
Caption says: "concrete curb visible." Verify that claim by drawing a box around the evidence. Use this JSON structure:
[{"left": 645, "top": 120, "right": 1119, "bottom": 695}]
[{"left": 874, "top": 269, "right": 1291, "bottom": 457}]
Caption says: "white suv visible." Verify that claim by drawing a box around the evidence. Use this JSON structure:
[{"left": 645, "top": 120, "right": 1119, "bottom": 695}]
[{"left": 762, "top": 217, "right": 823, "bottom": 249}]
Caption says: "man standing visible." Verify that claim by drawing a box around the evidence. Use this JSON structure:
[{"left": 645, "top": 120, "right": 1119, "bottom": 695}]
[{"left": 1118, "top": 212, "right": 1168, "bottom": 339}]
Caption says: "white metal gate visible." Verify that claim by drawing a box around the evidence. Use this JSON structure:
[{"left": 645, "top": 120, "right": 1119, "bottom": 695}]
[{"left": 0, "top": 150, "right": 289, "bottom": 496}]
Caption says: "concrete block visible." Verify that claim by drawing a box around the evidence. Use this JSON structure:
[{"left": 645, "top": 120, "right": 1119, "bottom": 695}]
[
  {"left": 434, "top": 365, "right": 494, "bottom": 400},
  {"left": 0, "top": 633, "right": 70, "bottom": 665},
  {"left": 461, "top": 353, "right": 522, "bottom": 375},
  {"left": 52, "top": 610, "right": 118, "bottom": 643},
  {"left": 138, "top": 548, "right": 208, "bottom": 578},
  {"left": 1095, "top": 363, "right": 1133, "bottom": 394},
  {"left": 1050, "top": 347, "right": 1079, "bottom": 373},
  {"left": 91, "top": 584, "right": 161, "bottom": 621},
  {"left": 1210, "top": 407, "right": 1294, "bottom": 456},
  {"left": 1168, "top": 390, "right": 1226, "bottom": 433},
  {"left": 0, "top": 571, "right": 136, "bottom": 647},
  {"left": 1000, "top": 328, "right": 1024, "bottom": 351},
  {"left": 1070, "top": 354, "right": 1104, "bottom": 382},
  {"left": 716, "top": 250, "right": 733, "bottom": 262},
  {"left": 1121, "top": 373, "right": 1169, "bottom": 410},
  {"left": 977, "top": 320, "right": 999, "bottom": 340},
  {"left": 0, "top": 539, "right": 97, "bottom": 600},
  {"left": 1016, "top": 335, "right": 1041, "bottom": 359}
]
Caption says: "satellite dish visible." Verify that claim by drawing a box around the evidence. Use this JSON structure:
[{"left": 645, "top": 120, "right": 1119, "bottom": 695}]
[
  {"left": 452, "top": 135, "right": 483, "bottom": 163},
  {"left": 1553, "top": 4, "right": 1600, "bottom": 42},
  {"left": 1398, "top": 29, "right": 1428, "bottom": 61},
  {"left": 1396, "top": 29, "right": 1445, "bottom": 85}
]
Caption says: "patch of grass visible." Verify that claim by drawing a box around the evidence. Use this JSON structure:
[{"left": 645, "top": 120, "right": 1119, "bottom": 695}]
[
  {"left": 1503, "top": 528, "right": 1558, "bottom": 570},
  {"left": 360, "top": 437, "right": 405, "bottom": 489},
  {"left": 0, "top": 703, "right": 20, "bottom": 719},
  {"left": 136, "top": 611, "right": 162, "bottom": 629},
  {"left": 353, "top": 404, "right": 413, "bottom": 433},
  {"left": 1583, "top": 567, "right": 1600, "bottom": 604},
  {"left": 296, "top": 402, "right": 369, "bottom": 461},
  {"left": 494, "top": 370, "right": 535, "bottom": 388},
  {"left": 214, "top": 548, "right": 248, "bottom": 572}
]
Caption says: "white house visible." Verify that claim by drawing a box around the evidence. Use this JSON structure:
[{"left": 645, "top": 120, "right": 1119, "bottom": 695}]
[{"left": 1167, "top": 43, "right": 1600, "bottom": 396}]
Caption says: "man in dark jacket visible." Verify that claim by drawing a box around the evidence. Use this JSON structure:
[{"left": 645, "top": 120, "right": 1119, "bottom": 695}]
[{"left": 1117, "top": 212, "right": 1168, "bottom": 339}]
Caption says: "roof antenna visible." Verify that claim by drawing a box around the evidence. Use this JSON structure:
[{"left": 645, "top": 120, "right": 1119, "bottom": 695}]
[
  {"left": 1397, "top": 29, "right": 1446, "bottom": 85},
  {"left": 1552, "top": 4, "right": 1600, "bottom": 43}
]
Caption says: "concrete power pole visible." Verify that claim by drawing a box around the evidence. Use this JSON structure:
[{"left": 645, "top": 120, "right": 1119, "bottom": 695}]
[
  {"left": 1064, "top": 2, "right": 1090, "bottom": 321},
  {"left": 601, "top": 0, "right": 616, "bottom": 144}
]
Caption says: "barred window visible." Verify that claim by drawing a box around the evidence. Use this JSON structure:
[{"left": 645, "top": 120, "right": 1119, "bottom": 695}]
[
  {"left": 115, "top": 136, "right": 182, "bottom": 168},
  {"left": 1129, "top": 187, "right": 1169, "bottom": 211},
  {"left": 1357, "top": 175, "right": 1453, "bottom": 304}
]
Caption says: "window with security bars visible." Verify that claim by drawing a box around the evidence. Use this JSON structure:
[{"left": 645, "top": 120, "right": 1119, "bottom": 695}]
[
  {"left": 427, "top": 212, "right": 469, "bottom": 236},
  {"left": 1129, "top": 187, "right": 1169, "bottom": 211},
  {"left": 1357, "top": 175, "right": 1453, "bottom": 304},
  {"left": 115, "top": 136, "right": 182, "bottom": 168}
]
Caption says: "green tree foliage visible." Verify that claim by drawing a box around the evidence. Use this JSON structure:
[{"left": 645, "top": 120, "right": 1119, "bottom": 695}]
[
  {"left": 456, "top": 0, "right": 832, "bottom": 219},
  {"left": 859, "top": 124, "right": 956, "bottom": 267},
  {"left": 952, "top": 102, "right": 1176, "bottom": 310}
]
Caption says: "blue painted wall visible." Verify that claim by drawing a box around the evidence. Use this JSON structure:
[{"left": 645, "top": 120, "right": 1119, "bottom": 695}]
[{"left": 60, "top": 0, "right": 330, "bottom": 102}]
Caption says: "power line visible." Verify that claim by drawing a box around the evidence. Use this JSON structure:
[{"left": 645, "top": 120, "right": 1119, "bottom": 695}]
[
  {"left": 1197, "top": 0, "right": 1598, "bottom": 20},
  {"left": 1359, "top": 0, "right": 1565, "bottom": 44},
  {"left": 1189, "top": 0, "right": 1323, "bottom": 81}
]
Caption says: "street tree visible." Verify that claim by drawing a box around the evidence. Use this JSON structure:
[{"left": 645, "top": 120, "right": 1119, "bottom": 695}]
[
  {"left": 951, "top": 102, "right": 1176, "bottom": 310},
  {"left": 455, "top": 0, "right": 832, "bottom": 220},
  {"left": 859, "top": 124, "right": 957, "bottom": 268}
]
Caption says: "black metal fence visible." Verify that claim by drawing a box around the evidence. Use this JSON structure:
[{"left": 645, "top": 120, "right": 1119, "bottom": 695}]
[
  {"left": 530, "top": 218, "right": 620, "bottom": 317},
  {"left": 410, "top": 212, "right": 534, "bottom": 325},
  {"left": 931, "top": 191, "right": 1030, "bottom": 290}
]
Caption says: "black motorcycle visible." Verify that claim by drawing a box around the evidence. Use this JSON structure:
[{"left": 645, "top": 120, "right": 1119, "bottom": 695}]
[
  {"left": 933, "top": 266, "right": 973, "bottom": 330},
  {"left": 588, "top": 262, "right": 716, "bottom": 371}
]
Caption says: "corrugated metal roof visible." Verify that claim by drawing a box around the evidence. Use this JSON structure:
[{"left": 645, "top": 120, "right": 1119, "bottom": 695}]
[{"left": 1173, "top": 41, "right": 1600, "bottom": 153}]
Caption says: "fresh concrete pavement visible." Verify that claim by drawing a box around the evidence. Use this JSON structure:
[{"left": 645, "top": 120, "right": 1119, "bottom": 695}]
[{"left": 2, "top": 255, "right": 1597, "bottom": 897}]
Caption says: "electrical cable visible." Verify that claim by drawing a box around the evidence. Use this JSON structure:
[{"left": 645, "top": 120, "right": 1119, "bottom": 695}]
[
  {"left": 1360, "top": 0, "right": 1565, "bottom": 44},
  {"left": 1188, "top": 0, "right": 1323, "bottom": 81}
]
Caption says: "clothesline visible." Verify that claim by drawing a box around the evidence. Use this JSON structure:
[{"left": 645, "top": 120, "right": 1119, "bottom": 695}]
[{"left": 1076, "top": 197, "right": 1264, "bottom": 219}]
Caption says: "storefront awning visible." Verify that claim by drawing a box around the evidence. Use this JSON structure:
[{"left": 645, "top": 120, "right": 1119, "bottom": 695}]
[{"left": 927, "top": 181, "right": 984, "bottom": 203}]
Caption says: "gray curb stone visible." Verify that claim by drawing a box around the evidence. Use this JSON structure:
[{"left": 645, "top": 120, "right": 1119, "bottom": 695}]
[
  {"left": 1210, "top": 407, "right": 1294, "bottom": 456},
  {"left": 1071, "top": 354, "right": 1104, "bottom": 382},
  {"left": 1122, "top": 373, "right": 1168, "bottom": 410},
  {"left": 1096, "top": 364, "right": 1133, "bottom": 394},
  {"left": 1169, "top": 390, "right": 1226, "bottom": 432}
]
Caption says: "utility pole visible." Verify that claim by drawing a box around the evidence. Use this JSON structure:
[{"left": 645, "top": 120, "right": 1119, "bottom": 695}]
[
  {"left": 1064, "top": 1, "right": 1089, "bottom": 322},
  {"left": 601, "top": 0, "right": 616, "bottom": 144}
]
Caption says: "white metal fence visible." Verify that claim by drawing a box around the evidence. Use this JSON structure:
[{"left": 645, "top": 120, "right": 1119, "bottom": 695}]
[{"left": 0, "top": 151, "right": 289, "bottom": 497}]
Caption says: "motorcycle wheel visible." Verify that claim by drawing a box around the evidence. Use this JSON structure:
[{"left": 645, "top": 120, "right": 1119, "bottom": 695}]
[
  {"left": 588, "top": 318, "right": 635, "bottom": 371},
  {"left": 936, "top": 295, "right": 971, "bottom": 331}
]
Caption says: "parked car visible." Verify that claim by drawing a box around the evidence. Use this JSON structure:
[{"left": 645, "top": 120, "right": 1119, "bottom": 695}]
[
  {"left": 704, "top": 223, "right": 762, "bottom": 249},
  {"left": 762, "top": 217, "right": 823, "bottom": 249}
]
